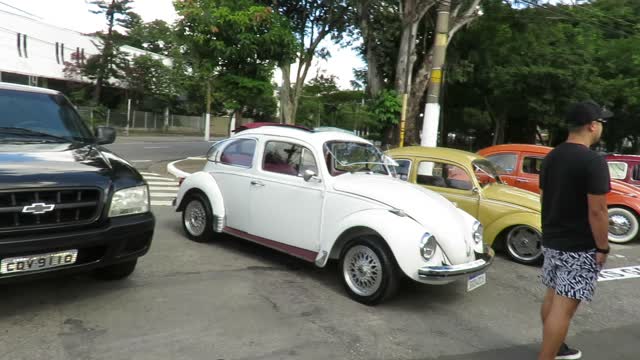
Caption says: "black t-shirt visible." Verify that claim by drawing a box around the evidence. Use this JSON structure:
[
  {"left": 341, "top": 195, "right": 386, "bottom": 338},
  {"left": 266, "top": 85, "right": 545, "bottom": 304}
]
[{"left": 539, "top": 142, "right": 611, "bottom": 251}]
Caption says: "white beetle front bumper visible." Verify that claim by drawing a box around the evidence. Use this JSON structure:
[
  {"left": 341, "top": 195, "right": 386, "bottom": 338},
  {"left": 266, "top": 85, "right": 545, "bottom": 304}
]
[{"left": 417, "top": 245, "right": 494, "bottom": 281}]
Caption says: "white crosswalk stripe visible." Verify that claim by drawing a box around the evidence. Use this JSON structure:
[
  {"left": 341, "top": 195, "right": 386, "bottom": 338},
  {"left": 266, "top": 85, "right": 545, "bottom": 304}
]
[{"left": 141, "top": 173, "right": 179, "bottom": 206}]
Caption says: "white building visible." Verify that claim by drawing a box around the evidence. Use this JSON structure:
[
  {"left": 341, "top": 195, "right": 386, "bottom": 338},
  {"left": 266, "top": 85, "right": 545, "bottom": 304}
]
[{"left": 0, "top": 5, "right": 168, "bottom": 89}]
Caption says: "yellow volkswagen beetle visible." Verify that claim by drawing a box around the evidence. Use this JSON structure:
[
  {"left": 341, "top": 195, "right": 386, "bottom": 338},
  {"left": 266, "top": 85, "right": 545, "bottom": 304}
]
[{"left": 387, "top": 146, "right": 542, "bottom": 265}]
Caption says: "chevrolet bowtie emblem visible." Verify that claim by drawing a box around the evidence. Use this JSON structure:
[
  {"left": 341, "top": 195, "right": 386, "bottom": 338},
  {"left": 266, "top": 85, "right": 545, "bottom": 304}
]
[{"left": 22, "top": 202, "right": 56, "bottom": 214}]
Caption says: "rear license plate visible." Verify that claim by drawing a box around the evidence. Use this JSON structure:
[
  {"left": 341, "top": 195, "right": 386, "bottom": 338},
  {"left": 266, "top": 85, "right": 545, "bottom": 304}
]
[
  {"left": 1, "top": 250, "right": 78, "bottom": 274},
  {"left": 467, "top": 272, "right": 486, "bottom": 292}
]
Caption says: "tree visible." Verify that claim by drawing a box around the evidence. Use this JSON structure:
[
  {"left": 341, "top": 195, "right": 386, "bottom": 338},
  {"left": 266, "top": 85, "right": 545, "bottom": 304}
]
[
  {"left": 122, "top": 54, "right": 177, "bottom": 107},
  {"left": 440, "top": 0, "right": 640, "bottom": 151},
  {"left": 352, "top": 0, "right": 483, "bottom": 145},
  {"left": 123, "top": 17, "right": 176, "bottom": 56},
  {"left": 87, "top": 0, "right": 134, "bottom": 104},
  {"left": 174, "top": 0, "right": 296, "bottom": 122},
  {"left": 260, "top": 0, "right": 351, "bottom": 124}
]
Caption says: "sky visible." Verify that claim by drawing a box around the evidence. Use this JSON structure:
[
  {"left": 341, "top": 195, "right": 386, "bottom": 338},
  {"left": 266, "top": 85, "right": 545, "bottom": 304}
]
[{"left": 0, "top": 0, "right": 364, "bottom": 89}]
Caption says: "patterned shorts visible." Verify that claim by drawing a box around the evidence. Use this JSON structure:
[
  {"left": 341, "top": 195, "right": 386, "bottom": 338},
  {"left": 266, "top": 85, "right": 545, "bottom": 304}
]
[{"left": 541, "top": 247, "right": 602, "bottom": 302}]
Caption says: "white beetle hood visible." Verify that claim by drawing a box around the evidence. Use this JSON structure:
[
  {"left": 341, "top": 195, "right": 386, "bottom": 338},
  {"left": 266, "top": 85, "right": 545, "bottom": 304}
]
[{"left": 332, "top": 173, "right": 476, "bottom": 264}]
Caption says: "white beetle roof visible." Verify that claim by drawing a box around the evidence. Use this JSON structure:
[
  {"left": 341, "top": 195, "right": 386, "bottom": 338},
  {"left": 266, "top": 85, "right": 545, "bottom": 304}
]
[{"left": 231, "top": 125, "right": 373, "bottom": 150}]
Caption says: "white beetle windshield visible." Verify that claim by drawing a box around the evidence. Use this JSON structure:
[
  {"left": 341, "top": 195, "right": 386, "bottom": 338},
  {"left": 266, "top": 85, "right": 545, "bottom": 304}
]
[{"left": 324, "top": 141, "right": 390, "bottom": 176}]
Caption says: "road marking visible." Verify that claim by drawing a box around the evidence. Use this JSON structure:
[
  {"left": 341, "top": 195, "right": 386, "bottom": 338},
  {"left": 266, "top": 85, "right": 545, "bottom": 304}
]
[
  {"left": 144, "top": 146, "right": 169, "bottom": 149},
  {"left": 147, "top": 181, "right": 179, "bottom": 186},
  {"left": 142, "top": 173, "right": 179, "bottom": 207},
  {"left": 598, "top": 265, "right": 640, "bottom": 282},
  {"left": 143, "top": 176, "right": 175, "bottom": 181},
  {"left": 131, "top": 160, "right": 152, "bottom": 162},
  {"left": 150, "top": 193, "right": 177, "bottom": 198},
  {"left": 149, "top": 186, "right": 179, "bottom": 191}
]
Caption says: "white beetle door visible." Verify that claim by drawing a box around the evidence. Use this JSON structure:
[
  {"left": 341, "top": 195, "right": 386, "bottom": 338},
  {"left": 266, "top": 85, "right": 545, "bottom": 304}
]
[
  {"left": 249, "top": 139, "right": 324, "bottom": 252},
  {"left": 210, "top": 138, "right": 257, "bottom": 232}
]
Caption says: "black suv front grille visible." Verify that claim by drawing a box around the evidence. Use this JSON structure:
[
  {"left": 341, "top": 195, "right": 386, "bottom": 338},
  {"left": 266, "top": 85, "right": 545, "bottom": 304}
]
[{"left": 0, "top": 188, "right": 102, "bottom": 231}]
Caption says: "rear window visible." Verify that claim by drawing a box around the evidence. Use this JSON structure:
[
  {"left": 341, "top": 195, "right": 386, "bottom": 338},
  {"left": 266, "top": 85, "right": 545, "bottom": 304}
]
[
  {"left": 608, "top": 161, "right": 628, "bottom": 180},
  {"left": 0, "top": 89, "right": 93, "bottom": 141}
]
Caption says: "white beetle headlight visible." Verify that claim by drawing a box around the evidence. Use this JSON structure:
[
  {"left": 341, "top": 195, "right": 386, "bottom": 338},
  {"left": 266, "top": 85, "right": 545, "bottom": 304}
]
[
  {"left": 420, "top": 233, "right": 437, "bottom": 261},
  {"left": 109, "top": 185, "right": 149, "bottom": 217},
  {"left": 472, "top": 221, "right": 483, "bottom": 244}
]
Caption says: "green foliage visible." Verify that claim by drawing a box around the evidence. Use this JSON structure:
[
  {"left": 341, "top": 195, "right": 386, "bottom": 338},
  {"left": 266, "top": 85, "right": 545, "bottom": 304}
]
[
  {"left": 443, "top": 0, "right": 640, "bottom": 150},
  {"left": 174, "top": 0, "right": 296, "bottom": 117},
  {"left": 369, "top": 89, "right": 401, "bottom": 126}
]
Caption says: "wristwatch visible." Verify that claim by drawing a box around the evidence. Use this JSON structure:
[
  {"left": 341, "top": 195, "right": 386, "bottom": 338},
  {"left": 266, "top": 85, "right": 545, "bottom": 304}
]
[{"left": 596, "top": 246, "right": 610, "bottom": 254}]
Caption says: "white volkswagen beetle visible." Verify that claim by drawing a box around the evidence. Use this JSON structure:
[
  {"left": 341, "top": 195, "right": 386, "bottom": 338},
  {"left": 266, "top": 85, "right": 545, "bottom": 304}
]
[{"left": 174, "top": 124, "right": 494, "bottom": 305}]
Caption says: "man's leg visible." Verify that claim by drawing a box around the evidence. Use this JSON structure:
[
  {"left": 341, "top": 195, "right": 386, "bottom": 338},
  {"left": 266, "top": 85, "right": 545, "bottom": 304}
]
[
  {"left": 541, "top": 287, "right": 555, "bottom": 325},
  {"left": 538, "top": 295, "right": 581, "bottom": 360}
]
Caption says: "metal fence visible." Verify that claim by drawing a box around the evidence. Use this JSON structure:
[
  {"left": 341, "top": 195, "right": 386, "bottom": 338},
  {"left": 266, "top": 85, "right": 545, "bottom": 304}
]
[
  {"left": 76, "top": 106, "right": 207, "bottom": 135},
  {"left": 76, "top": 106, "right": 257, "bottom": 137}
]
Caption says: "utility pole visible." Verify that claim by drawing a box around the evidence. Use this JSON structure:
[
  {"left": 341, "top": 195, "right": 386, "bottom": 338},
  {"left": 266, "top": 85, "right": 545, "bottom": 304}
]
[
  {"left": 204, "top": 79, "right": 211, "bottom": 141},
  {"left": 421, "top": 0, "right": 450, "bottom": 147}
]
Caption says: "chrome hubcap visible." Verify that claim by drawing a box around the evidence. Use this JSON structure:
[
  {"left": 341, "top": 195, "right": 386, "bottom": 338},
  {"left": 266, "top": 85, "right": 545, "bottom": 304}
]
[
  {"left": 507, "top": 226, "right": 542, "bottom": 262},
  {"left": 609, "top": 214, "right": 632, "bottom": 236},
  {"left": 343, "top": 245, "right": 382, "bottom": 297},
  {"left": 185, "top": 200, "right": 206, "bottom": 236}
]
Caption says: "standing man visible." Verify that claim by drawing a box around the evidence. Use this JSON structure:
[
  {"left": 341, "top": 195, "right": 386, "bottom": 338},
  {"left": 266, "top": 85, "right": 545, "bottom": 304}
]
[{"left": 538, "top": 100, "right": 612, "bottom": 360}]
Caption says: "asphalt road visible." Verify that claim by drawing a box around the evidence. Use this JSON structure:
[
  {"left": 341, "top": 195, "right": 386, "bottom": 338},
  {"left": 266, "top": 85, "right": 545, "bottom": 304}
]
[
  {"left": 104, "top": 135, "right": 217, "bottom": 172},
  {"left": 2, "top": 138, "right": 639, "bottom": 360}
]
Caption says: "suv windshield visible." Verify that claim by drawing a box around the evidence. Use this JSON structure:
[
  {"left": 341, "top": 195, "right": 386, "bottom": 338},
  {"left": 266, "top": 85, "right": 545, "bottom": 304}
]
[
  {"left": 0, "top": 89, "right": 93, "bottom": 144},
  {"left": 324, "top": 141, "right": 389, "bottom": 176}
]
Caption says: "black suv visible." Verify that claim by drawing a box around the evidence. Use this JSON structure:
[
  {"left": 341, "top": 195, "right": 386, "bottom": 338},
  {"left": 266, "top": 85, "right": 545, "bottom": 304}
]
[{"left": 0, "top": 82, "right": 154, "bottom": 282}]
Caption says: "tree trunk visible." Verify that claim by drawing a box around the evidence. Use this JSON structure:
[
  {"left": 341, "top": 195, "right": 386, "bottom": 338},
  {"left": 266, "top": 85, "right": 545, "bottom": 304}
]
[
  {"left": 492, "top": 116, "right": 505, "bottom": 145},
  {"left": 93, "top": 1, "right": 116, "bottom": 104},
  {"left": 405, "top": 49, "right": 433, "bottom": 145},
  {"left": 279, "top": 64, "right": 294, "bottom": 124},
  {"left": 357, "top": 0, "right": 383, "bottom": 97}
]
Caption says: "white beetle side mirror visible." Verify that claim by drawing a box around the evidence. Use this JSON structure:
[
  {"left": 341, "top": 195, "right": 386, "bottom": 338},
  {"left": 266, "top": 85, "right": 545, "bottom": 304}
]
[
  {"left": 383, "top": 155, "right": 399, "bottom": 167},
  {"left": 303, "top": 169, "right": 322, "bottom": 183}
]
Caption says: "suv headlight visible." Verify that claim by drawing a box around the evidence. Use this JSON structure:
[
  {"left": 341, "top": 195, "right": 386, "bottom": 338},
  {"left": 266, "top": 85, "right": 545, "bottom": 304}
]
[
  {"left": 472, "top": 221, "right": 483, "bottom": 244},
  {"left": 109, "top": 185, "right": 149, "bottom": 217},
  {"left": 420, "top": 233, "right": 437, "bottom": 261}
]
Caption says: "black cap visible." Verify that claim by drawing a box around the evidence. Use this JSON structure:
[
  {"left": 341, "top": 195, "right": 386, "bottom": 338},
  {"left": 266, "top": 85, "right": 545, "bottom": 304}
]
[{"left": 566, "top": 100, "right": 613, "bottom": 126}]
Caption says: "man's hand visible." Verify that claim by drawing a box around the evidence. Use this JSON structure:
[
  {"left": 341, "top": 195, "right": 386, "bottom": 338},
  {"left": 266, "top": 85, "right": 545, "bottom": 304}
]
[{"left": 596, "top": 252, "right": 608, "bottom": 267}]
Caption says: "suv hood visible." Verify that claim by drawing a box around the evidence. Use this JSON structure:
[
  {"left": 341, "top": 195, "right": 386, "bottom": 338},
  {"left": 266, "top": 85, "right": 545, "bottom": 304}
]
[
  {"left": 481, "top": 183, "right": 540, "bottom": 212},
  {"left": 0, "top": 143, "right": 141, "bottom": 190}
]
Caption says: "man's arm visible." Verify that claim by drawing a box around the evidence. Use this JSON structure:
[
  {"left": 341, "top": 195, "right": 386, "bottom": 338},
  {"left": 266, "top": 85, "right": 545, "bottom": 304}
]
[
  {"left": 587, "top": 194, "right": 609, "bottom": 251},
  {"left": 586, "top": 155, "right": 611, "bottom": 266}
]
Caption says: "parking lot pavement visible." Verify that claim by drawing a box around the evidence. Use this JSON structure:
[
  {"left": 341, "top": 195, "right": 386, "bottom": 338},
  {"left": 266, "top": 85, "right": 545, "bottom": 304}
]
[{"left": 1, "top": 206, "right": 639, "bottom": 360}]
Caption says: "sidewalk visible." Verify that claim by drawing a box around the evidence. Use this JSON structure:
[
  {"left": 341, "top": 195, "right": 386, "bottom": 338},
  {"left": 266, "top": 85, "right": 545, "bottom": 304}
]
[{"left": 167, "top": 157, "right": 207, "bottom": 178}]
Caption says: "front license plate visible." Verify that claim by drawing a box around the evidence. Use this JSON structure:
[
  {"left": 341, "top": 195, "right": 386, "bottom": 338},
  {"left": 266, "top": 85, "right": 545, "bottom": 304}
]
[
  {"left": 467, "top": 273, "right": 486, "bottom": 292},
  {"left": 1, "top": 250, "right": 78, "bottom": 274}
]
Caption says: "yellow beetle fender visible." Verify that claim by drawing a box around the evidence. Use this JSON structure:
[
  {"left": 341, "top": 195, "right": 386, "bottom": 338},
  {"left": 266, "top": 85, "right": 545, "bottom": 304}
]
[{"left": 483, "top": 212, "right": 541, "bottom": 247}]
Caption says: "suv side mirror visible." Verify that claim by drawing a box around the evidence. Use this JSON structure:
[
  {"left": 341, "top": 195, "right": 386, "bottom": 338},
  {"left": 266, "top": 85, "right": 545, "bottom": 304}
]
[{"left": 95, "top": 126, "right": 116, "bottom": 145}]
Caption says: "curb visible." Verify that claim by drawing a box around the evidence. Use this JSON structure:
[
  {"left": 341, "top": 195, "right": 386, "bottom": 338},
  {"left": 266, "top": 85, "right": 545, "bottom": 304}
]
[{"left": 167, "top": 159, "right": 192, "bottom": 179}]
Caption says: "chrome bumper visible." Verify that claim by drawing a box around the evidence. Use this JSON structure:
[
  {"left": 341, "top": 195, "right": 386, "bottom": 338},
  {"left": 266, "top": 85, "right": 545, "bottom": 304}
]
[{"left": 418, "top": 245, "right": 494, "bottom": 280}]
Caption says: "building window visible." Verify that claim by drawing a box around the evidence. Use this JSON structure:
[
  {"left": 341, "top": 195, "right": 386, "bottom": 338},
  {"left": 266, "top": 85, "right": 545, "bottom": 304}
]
[
  {"left": 22, "top": 34, "right": 27, "bottom": 58},
  {"left": 16, "top": 33, "right": 21, "bottom": 57}
]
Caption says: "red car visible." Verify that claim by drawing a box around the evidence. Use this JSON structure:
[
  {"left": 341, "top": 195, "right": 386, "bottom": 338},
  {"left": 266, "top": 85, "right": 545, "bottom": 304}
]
[
  {"left": 478, "top": 144, "right": 640, "bottom": 244},
  {"left": 606, "top": 154, "right": 640, "bottom": 188}
]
